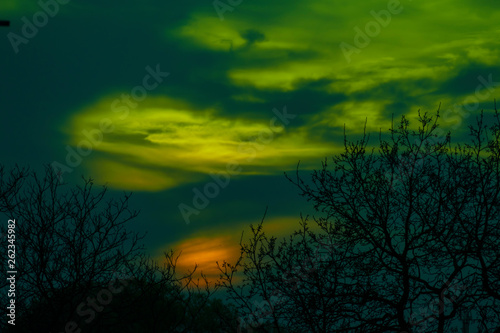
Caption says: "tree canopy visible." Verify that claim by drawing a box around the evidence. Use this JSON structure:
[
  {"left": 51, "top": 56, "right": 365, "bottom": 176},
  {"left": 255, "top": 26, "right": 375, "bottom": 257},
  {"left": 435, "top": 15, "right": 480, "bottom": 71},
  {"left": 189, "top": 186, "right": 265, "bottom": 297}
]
[{"left": 218, "top": 106, "right": 500, "bottom": 333}]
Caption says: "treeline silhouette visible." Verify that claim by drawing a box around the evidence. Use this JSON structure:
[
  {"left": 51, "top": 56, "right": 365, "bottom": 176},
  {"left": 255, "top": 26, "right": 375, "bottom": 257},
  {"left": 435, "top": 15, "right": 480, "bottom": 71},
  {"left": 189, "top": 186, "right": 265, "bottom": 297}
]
[
  {"left": 1, "top": 106, "right": 500, "bottom": 332},
  {"left": 0, "top": 165, "right": 237, "bottom": 332}
]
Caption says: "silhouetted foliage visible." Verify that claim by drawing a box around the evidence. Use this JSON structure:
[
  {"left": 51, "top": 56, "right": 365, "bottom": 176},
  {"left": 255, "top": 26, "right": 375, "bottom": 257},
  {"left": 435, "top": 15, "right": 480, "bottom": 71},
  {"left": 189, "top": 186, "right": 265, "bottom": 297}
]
[
  {"left": 0, "top": 165, "right": 238, "bottom": 332},
  {"left": 7, "top": 253, "right": 238, "bottom": 332},
  {"left": 0, "top": 165, "right": 144, "bottom": 331},
  {"left": 218, "top": 106, "right": 500, "bottom": 333}
]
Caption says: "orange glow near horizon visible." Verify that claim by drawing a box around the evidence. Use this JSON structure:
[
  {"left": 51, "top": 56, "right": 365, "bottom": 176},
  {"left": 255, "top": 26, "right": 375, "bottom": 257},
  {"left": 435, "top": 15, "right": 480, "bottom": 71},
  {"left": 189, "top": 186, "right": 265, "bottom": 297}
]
[
  {"left": 156, "top": 235, "right": 242, "bottom": 286},
  {"left": 155, "top": 216, "right": 302, "bottom": 286}
]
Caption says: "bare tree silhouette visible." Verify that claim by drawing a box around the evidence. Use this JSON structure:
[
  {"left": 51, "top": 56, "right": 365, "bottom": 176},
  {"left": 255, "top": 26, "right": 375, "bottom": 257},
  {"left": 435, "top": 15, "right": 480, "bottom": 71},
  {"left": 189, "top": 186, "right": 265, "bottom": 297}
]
[
  {"left": 0, "top": 165, "right": 239, "bottom": 332},
  {"left": 218, "top": 105, "right": 500, "bottom": 332},
  {"left": 0, "top": 165, "right": 144, "bottom": 331}
]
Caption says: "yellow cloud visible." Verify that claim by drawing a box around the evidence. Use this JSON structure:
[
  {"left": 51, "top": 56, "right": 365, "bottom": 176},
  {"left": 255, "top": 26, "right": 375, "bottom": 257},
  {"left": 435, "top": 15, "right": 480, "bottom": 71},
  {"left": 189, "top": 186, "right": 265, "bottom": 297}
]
[
  {"left": 85, "top": 159, "right": 189, "bottom": 191},
  {"left": 0, "top": 1, "right": 38, "bottom": 13},
  {"left": 229, "top": 61, "right": 333, "bottom": 91},
  {"left": 172, "top": 0, "right": 500, "bottom": 96},
  {"left": 171, "top": 14, "right": 247, "bottom": 51},
  {"left": 312, "top": 100, "right": 394, "bottom": 134},
  {"left": 66, "top": 95, "right": 334, "bottom": 191}
]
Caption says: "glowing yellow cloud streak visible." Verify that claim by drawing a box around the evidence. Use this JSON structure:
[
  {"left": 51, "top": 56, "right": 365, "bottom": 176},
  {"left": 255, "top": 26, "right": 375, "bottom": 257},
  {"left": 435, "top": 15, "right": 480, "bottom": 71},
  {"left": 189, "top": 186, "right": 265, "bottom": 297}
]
[
  {"left": 173, "top": 0, "right": 500, "bottom": 95},
  {"left": 313, "top": 100, "right": 394, "bottom": 133},
  {"left": 67, "top": 95, "right": 334, "bottom": 191}
]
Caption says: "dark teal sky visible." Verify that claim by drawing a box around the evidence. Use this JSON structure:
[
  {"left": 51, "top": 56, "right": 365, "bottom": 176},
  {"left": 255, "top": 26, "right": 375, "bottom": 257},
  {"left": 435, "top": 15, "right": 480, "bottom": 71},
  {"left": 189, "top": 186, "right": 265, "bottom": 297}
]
[{"left": 1, "top": 0, "right": 499, "bottom": 278}]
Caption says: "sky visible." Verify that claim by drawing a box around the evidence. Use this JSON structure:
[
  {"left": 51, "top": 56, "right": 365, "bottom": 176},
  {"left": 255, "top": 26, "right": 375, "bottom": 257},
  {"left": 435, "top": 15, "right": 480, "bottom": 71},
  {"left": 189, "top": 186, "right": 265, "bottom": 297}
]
[{"left": 1, "top": 0, "right": 500, "bottom": 281}]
